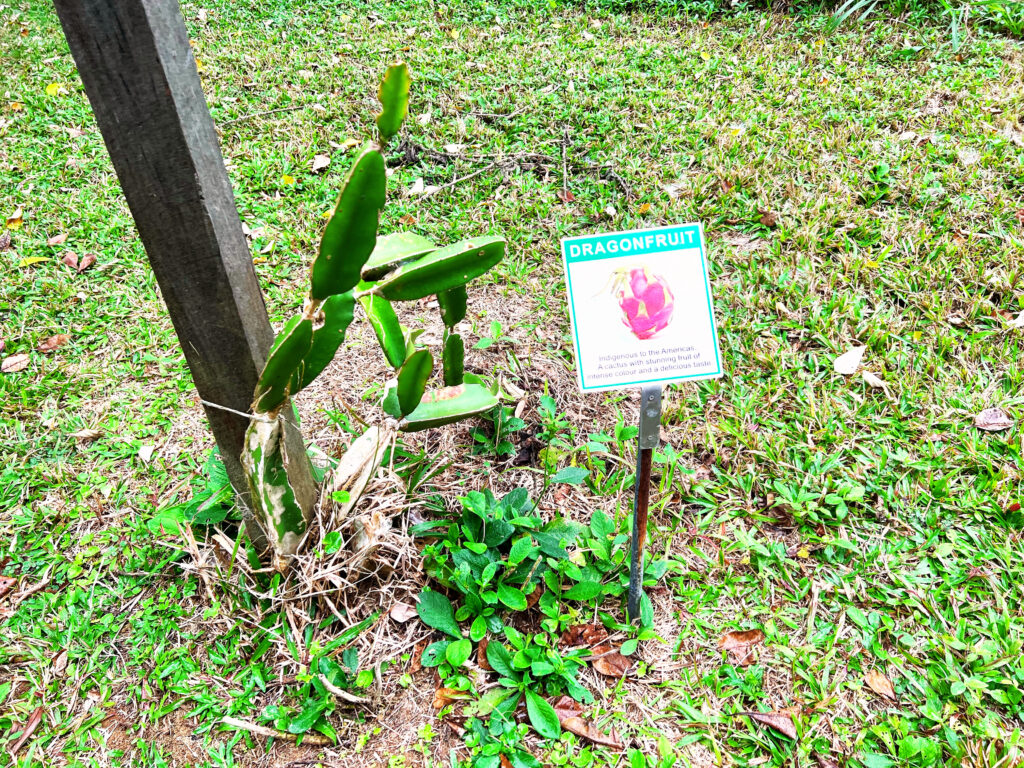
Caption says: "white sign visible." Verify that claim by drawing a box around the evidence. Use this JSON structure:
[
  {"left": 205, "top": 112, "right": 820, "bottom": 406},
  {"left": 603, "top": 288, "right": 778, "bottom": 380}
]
[{"left": 561, "top": 223, "right": 722, "bottom": 392}]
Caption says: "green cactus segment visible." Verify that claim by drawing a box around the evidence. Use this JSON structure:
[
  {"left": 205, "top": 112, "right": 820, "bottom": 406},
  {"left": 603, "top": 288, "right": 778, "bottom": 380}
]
[
  {"left": 442, "top": 332, "right": 464, "bottom": 386},
  {"left": 252, "top": 315, "right": 313, "bottom": 413},
  {"left": 242, "top": 419, "right": 307, "bottom": 561},
  {"left": 292, "top": 292, "right": 355, "bottom": 393},
  {"left": 437, "top": 286, "right": 468, "bottom": 327},
  {"left": 397, "top": 348, "right": 433, "bottom": 416},
  {"left": 362, "top": 232, "right": 436, "bottom": 281},
  {"left": 376, "top": 62, "right": 411, "bottom": 141},
  {"left": 375, "top": 237, "right": 505, "bottom": 301},
  {"left": 401, "top": 383, "right": 499, "bottom": 432},
  {"left": 358, "top": 286, "right": 406, "bottom": 369},
  {"left": 310, "top": 145, "right": 386, "bottom": 300}
]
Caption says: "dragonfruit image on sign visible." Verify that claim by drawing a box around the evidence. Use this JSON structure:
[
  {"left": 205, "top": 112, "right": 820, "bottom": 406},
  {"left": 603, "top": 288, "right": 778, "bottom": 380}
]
[{"left": 608, "top": 266, "right": 675, "bottom": 340}]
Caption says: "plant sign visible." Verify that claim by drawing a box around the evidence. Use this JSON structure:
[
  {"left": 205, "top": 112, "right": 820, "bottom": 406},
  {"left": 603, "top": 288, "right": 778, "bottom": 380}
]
[
  {"left": 560, "top": 223, "right": 722, "bottom": 620},
  {"left": 561, "top": 223, "right": 721, "bottom": 392}
]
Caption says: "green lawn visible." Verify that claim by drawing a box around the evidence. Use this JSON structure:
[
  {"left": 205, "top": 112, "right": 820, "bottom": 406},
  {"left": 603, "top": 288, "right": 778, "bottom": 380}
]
[{"left": 2, "top": 1, "right": 1024, "bottom": 766}]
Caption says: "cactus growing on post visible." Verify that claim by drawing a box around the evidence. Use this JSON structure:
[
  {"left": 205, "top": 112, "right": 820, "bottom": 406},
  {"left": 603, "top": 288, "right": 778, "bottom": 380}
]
[{"left": 242, "top": 63, "right": 504, "bottom": 569}]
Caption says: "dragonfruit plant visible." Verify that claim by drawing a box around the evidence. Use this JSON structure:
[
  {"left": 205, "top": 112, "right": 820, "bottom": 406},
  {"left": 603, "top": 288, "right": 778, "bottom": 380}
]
[
  {"left": 242, "top": 63, "right": 504, "bottom": 570},
  {"left": 610, "top": 266, "right": 674, "bottom": 340}
]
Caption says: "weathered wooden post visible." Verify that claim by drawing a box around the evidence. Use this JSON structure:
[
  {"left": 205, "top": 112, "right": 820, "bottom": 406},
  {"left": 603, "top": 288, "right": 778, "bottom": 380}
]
[{"left": 51, "top": 0, "right": 316, "bottom": 546}]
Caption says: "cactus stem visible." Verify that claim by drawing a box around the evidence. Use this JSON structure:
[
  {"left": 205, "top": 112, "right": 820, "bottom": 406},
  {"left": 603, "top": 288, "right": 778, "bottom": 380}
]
[{"left": 302, "top": 296, "right": 324, "bottom": 322}]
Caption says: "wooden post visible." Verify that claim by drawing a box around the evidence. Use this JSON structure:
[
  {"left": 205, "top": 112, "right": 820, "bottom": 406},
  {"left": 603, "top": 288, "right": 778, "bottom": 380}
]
[{"left": 52, "top": 0, "right": 316, "bottom": 546}]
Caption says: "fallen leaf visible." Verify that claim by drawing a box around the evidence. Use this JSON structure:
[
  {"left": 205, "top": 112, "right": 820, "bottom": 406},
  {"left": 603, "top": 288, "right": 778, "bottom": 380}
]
[
  {"left": 432, "top": 687, "right": 463, "bottom": 709},
  {"left": 833, "top": 345, "right": 866, "bottom": 375},
  {"left": 410, "top": 639, "right": 427, "bottom": 673},
  {"left": 47, "top": 233, "right": 67, "bottom": 246},
  {"left": 500, "top": 756, "right": 513, "bottom": 768},
  {"left": 0, "top": 231, "right": 11, "bottom": 250},
  {"left": 718, "top": 629, "right": 764, "bottom": 667},
  {"left": 78, "top": 252, "right": 96, "bottom": 272},
  {"left": 560, "top": 623, "right": 609, "bottom": 648},
  {"left": 862, "top": 370, "right": 886, "bottom": 389},
  {"left": 591, "top": 645, "right": 631, "bottom": 677},
  {"left": 71, "top": 428, "right": 103, "bottom": 442},
  {"left": 524, "top": 583, "right": 542, "bottom": 609},
  {"left": 443, "top": 143, "right": 466, "bottom": 155},
  {"left": 311, "top": 154, "right": 330, "bottom": 173},
  {"left": 18, "top": 256, "right": 47, "bottom": 267},
  {"left": 137, "top": 445, "right": 156, "bottom": 463},
  {"left": 9, "top": 706, "right": 44, "bottom": 755},
  {"left": 0, "top": 575, "right": 16, "bottom": 600},
  {"left": 399, "top": 214, "right": 417, "bottom": 226},
  {"left": 53, "top": 649, "right": 69, "bottom": 676},
  {"left": 6, "top": 206, "right": 24, "bottom": 229},
  {"left": 38, "top": 334, "right": 70, "bottom": 353},
  {"left": 760, "top": 209, "right": 779, "bottom": 228},
  {"left": 9, "top": 101, "right": 24, "bottom": 111},
  {"left": 477, "top": 637, "right": 491, "bottom": 671},
  {"left": 974, "top": 407, "right": 1013, "bottom": 432},
  {"left": 556, "top": 189, "right": 575, "bottom": 203},
  {"left": 604, "top": 204, "right": 617, "bottom": 219},
  {"left": 741, "top": 709, "right": 797, "bottom": 739},
  {"left": 864, "top": 668, "right": 896, "bottom": 701},
  {"left": 1, "top": 354, "right": 29, "bottom": 373},
  {"left": 406, "top": 178, "right": 425, "bottom": 197},
  {"left": 637, "top": 202, "right": 651, "bottom": 214},
  {"left": 61, "top": 251, "right": 79, "bottom": 269},
  {"left": 814, "top": 754, "right": 840, "bottom": 768},
  {"left": 552, "top": 695, "right": 624, "bottom": 749},
  {"left": 45, "top": 82, "right": 67, "bottom": 96},
  {"left": 281, "top": 174, "right": 296, "bottom": 186},
  {"left": 389, "top": 602, "right": 417, "bottom": 623}
]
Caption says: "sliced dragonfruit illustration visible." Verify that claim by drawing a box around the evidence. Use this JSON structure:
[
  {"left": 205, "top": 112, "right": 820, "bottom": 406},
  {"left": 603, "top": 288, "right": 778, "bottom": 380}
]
[{"left": 611, "top": 266, "right": 675, "bottom": 340}]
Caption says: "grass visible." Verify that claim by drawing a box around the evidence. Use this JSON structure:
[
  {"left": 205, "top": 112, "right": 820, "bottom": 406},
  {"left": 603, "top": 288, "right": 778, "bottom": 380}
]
[{"left": 2, "top": 0, "right": 1024, "bottom": 766}]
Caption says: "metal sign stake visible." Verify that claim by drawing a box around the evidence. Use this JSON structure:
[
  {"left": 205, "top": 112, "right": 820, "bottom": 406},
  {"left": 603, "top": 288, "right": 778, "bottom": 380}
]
[{"left": 627, "top": 385, "right": 662, "bottom": 622}]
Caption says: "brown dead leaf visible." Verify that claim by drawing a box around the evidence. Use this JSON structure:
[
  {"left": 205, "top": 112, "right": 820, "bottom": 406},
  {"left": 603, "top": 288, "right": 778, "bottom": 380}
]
[
  {"left": 410, "top": 639, "right": 428, "bottom": 673},
  {"left": 399, "top": 214, "right": 416, "bottom": 226},
  {"left": 0, "top": 575, "right": 16, "bottom": 600},
  {"left": 9, "top": 705, "right": 44, "bottom": 755},
  {"left": 974, "top": 407, "right": 1013, "bottom": 432},
  {"left": 591, "top": 645, "right": 631, "bottom": 677},
  {"left": 552, "top": 695, "right": 624, "bottom": 749},
  {"left": 1016, "top": 209, "right": 1024, "bottom": 227},
  {"left": 311, "top": 154, "right": 330, "bottom": 173},
  {"left": 477, "top": 637, "right": 492, "bottom": 671},
  {"left": 78, "top": 252, "right": 97, "bottom": 272},
  {"left": 524, "top": 583, "right": 542, "bottom": 609},
  {"left": 864, "top": 668, "right": 896, "bottom": 701},
  {"left": 47, "top": 233, "right": 67, "bottom": 246},
  {"left": 759, "top": 209, "right": 779, "bottom": 228},
  {"left": 38, "top": 334, "right": 70, "bottom": 353},
  {"left": 556, "top": 189, "right": 575, "bottom": 203},
  {"left": 71, "top": 428, "right": 103, "bottom": 442},
  {"left": 1, "top": 353, "right": 29, "bottom": 373},
  {"left": 718, "top": 629, "right": 764, "bottom": 667},
  {"left": 741, "top": 709, "right": 797, "bottom": 739},
  {"left": 61, "top": 250, "right": 79, "bottom": 270},
  {"left": 389, "top": 602, "right": 417, "bottom": 623},
  {"left": 500, "top": 756, "right": 513, "bottom": 768},
  {"left": 0, "top": 231, "right": 12, "bottom": 251},
  {"left": 53, "top": 649, "right": 69, "bottom": 676},
  {"left": 432, "top": 687, "right": 462, "bottom": 709},
  {"left": 560, "top": 623, "right": 609, "bottom": 649}
]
